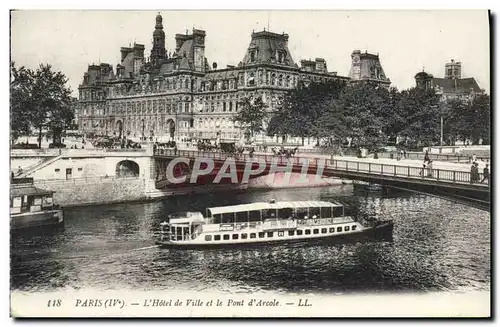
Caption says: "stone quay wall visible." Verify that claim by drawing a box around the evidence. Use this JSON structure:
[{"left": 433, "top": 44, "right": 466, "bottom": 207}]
[{"left": 34, "top": 177, "right": 147, "bottom": 207}]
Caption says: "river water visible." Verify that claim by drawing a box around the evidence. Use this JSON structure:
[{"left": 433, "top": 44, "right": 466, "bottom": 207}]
[{"left": 10, "top": 185, "right": 490, "bottom": 295}]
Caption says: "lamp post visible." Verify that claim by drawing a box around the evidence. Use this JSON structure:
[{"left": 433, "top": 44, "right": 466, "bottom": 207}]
[
  {"left": 431, "top": 104, "right": 444, "bottom": 148},
  {"left": 440, "top": 114, "right": 444, "bottom": 147}
]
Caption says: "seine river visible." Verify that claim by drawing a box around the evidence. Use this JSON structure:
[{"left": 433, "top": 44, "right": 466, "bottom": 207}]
[{"left": 10, "top": 185, "right": 490, "bottom": 295}]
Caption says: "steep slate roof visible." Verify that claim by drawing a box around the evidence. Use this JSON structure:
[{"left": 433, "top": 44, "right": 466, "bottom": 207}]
[
  {"left": 179, "top": 57, "right": 192, "bottom": 70},
  {"left": 240, "top": 31, "right": 295, "bottom": 67},
  {"left": 121, "top": 52, "right": 135, "bottom": 78},
  {"left": 178, "top": 38, "right": 195, "bottom": 67},
  {"left": 432, "top": 77, "right": 482, "bottom": 94}
]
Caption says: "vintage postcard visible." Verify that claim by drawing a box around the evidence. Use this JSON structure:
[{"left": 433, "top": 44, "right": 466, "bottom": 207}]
[{"left": 9, "top": 9, "right": 491, "bottom": 318}]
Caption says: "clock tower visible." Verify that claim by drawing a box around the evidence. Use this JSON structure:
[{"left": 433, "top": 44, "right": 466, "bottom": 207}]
[
  {"left": 150, "top": 12, "right": 166, "bottom": 63},
  {"left": 349, "top": 50, "right": 362, "bottom": 80},
  {"left": 348, "top": 49, "right": 390, "bottom": 88}
]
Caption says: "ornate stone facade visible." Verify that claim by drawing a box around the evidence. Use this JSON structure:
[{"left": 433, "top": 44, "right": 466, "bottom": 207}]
[{"left": 77, "top": 13, "right": 357, "bottom": 142}]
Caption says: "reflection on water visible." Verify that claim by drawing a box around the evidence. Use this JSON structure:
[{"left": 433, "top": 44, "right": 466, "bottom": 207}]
[{"left": 10, "top": 186, "right": 490, "bottom": 294}]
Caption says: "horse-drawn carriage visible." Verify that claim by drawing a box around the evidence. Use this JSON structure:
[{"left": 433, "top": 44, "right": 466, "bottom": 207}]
[{"left": 271, "top": 146, "right": 298, "bottom": 158}]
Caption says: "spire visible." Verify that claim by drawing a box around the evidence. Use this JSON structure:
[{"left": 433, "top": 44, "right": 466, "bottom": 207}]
[
  {"left": 151, "top": 12, "right": 166, "bottom": 62},
  {"left": 155, "top": 12, "right": 163, "bottom": 30}
]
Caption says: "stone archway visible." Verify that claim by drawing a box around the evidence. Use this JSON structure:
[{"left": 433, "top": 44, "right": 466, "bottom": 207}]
[{"left": 115, "top": 160, "right": 140, "bottom": 177}]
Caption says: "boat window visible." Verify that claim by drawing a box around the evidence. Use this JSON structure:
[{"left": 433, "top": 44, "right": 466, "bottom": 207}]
[
  {"left": 241, "top": 233, "right": 248, "bottom": 239},
  {"left": 309, "top": 207, "right": 320, "bottom": 218},
  {"left": 249, "top": 210, "right": 261, "bottom": 222},
  {"left": 223, "top": 234, "right": 230, "bottom": 240},
  {"left": 297, "top": 230, "right": 303, "bottom": 235},
  {"left": 250, "top": 233, "right": 256, "bottom": 239},
  {"left": 267, "top": 232, "right": 274, "bottom": 238},
  {"left": 305, "top": 229, "right": 311, "bottom": 235},
  {"left": 337, "top": 227, "right": 342, "bottom": 232},
  {"left": 263, "top": 209, "right": 277, "bottom": 220},
  {"left": 329, "top": 227, "right": 335, "bottom": 233},
  {"left": 296, "top": 208, "right": 308, "bottom": 219},
  {"left": 214, "top": 235, "right": 221, "bottom": 241},
  {"left": 344, "top": 226, "right": 350, "bottom": 231},
  {"left": 278, "top": 208, "right": 294, "bottom": 219},
  {"left": 176, "top": 227, "right": 182, "bottom": 236},
  {"left": 235, "top": 211, "right": 248, "bottom": 223},
  {"left": 332, "top": 206, "right": 343, "bottom": 217},
  {"left": 352, "top": 225, "right": 357, "bottom": 231},
  {"left": 213, "top": 214, "right": 222, "bottom": 224},
  {"left": 321, "top": 228, "right": 327, "bottom": 234},
  {"left": 258, "top": 232, "right": 265, "bottom": 238},
  {"left": 12, "top": 197, "right": 21, "bottom": 208},
  {"left": 222, "top": 212, "right": 235, "bottom": 223},
  {"left": 232, "top": 234, "right": 239, "bottom": 240},
  {"left": 264, "top": 209, "right": 278, "bottom": 220},
  {"left": 288, "top": 230, "right": 295, "bottom": 236},
  {"left": 205, "top": 235, "right": 212, "bottom": 241},
  {"left": 320, "top": 207, "right": 332, "bottom": 218},
  {"left": 313, "top": 229, "right": 319, "bottom": 234}
]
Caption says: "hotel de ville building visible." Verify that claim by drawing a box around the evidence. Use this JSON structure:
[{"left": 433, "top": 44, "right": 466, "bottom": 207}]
[{"left": 77, "top": 13, "right": 390, "bottom": 144}]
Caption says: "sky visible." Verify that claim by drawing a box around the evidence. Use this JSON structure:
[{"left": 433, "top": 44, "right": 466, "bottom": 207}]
[{"left": 10, "top": 10, "right": 490, "bottom": 96}]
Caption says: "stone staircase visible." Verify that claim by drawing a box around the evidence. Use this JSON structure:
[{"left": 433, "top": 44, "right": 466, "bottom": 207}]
[{"left": 16, "top": 155, "right": 62, "bottom": 178}]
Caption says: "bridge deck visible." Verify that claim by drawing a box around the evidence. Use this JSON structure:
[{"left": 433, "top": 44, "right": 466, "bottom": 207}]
[{"left": 153, "top": 149, "right": 490, "bottom": 191}]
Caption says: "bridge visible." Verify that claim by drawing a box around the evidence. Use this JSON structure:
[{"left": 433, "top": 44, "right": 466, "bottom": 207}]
[{"left": 153, "top": 149, "right": 490, "bottom": 212}]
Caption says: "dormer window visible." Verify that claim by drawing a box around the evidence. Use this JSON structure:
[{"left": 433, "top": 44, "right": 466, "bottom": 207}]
[
  {"left": 250, "top": 51, "right": 256, "bottom": 62},
  {"left": 278, "top": 52, "right": 284, "bottom": 63}
]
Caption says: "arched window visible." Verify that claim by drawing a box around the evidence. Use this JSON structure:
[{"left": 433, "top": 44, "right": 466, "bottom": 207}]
[
  {"left": 271, "top": 73, "right": 276, "bottom": 85},
  {"left": 278, "top": 75, "right": 283, "bottom": 87}
]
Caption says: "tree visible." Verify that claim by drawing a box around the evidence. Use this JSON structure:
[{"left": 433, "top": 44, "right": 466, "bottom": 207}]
[
  {"left": 469, "top": 93, "right": 490, "bottom": 145},
  {"left": 233, "top": 95, "right": 268, "bottom": 140},
  {"left": 10, "top": 63, "right": 74, "bottom": 148},
  {"left": 267, "top": 80, "right": 347, "bottom": 145},
  {"left": 339, "top": 83, "right": 389, "bottom": 151},
  {"left": 397, "top": 87, "right": 441, "bottom": 149},
  {"left": 10, "top": 63, "right": 34, "bottom": 144}
]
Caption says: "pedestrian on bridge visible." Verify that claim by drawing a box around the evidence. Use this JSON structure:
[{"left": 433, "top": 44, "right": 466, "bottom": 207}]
[
  {"left": 481, "top": 164, "right": 490, "bottom": 184},
  {"left": 424, "top": 150, "right": 430, "bottom": 163},
  {"left": 470, "top": 163, "right": 479, "bottom": 183},
  {"left": 419, "top": 161, "right": 427, "bottom": 177},
  {"left": 427, "top": 160, "right": 434, "bottom": 177}
]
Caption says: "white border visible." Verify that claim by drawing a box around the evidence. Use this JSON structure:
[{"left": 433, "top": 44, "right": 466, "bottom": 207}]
[{"left": 2, "top": 1, "right": 498, "bottom": 325}]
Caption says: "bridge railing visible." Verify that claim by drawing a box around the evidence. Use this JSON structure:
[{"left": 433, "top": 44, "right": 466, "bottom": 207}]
[
  {"left": 329, "top": 159, "right": 484, "bottom": 184},
  {"left": 153, "top": 149, "right": 489, "bottom": 186}
]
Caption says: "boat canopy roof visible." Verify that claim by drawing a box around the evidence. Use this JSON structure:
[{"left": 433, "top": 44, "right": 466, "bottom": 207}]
[
  {"left": 169, "top": 211, "right": 204, "bottom": 224},
  {"left": 208, "top": 201, "right": 342, "bottom": 216},
  {"left": 10, "top": 185, "right": 53, "bottom": 198}
]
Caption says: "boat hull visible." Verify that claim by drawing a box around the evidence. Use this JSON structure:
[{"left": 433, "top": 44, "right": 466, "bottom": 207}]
[
  {"left": 10, "top": 209, "right": 64, "bottom": 230},
  {"left": 156, "top": 221, "right": 393, "bottom": 249}
]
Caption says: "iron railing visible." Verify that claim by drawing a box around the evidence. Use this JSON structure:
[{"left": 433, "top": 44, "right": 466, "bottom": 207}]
[{"left": 153, "top": 149, "right": 490, "bottom": 187}]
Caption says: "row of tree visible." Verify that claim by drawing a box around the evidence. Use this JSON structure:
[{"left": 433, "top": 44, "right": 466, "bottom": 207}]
[
  {"left": 234, "top": 80, "right": 490, "bottom": 150},
  {"left": 10, "top": 62, "right": 74, "bottom": 147}
]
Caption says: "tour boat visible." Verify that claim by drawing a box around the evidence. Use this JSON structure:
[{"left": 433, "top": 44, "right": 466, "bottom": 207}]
[
  {"left": 10, "top": 178, "right": 64, "bottom": 229},
  {"left": 156, "top": 200, "right": 393, "bottom": 248}
]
